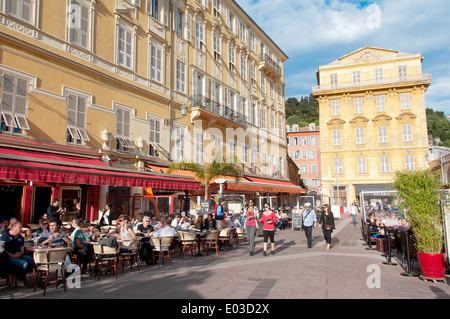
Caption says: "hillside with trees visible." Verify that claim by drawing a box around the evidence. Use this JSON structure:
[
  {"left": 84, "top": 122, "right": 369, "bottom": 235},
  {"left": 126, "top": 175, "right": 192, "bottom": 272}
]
[
  {"left": 426, "top": 108, "right": 450, "bottom": 147},
  {"left": 285, "top": 94, "right": 319, "bottom": 127}
]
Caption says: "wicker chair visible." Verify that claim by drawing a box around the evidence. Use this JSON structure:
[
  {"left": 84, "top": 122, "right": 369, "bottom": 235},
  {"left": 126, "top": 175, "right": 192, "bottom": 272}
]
[
  {"left": 218, "top": 228, "right": 233, "bottom": 251},
  {"left": 235, "top": 227, "right": 247, "bottom": 247},
  {"left": 178, "top": 231, "right": 198, "bottom": 258},
  {"left": 118, "top": 239, "right": 141, "bottom": 273},
  {"left": 150, "top": 236, "right": 174, "bottom": 267},
  {"left": 33, "top": 248, "right": 69, "bottom": 296},
  {"left": 201, "top": 231, "right": 220, "bottom": 256},
  {"left": 93, "top": 244, "right": 119, "bottom": 281}
]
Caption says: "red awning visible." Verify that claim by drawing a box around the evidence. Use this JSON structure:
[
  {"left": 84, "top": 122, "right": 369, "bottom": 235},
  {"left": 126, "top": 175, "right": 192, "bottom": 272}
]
[{"left": 0, "top": 147, "right": 201, "bottom": 190}]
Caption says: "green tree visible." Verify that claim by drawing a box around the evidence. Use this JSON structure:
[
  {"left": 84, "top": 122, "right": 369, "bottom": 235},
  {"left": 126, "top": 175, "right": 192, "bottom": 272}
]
[
  {"left": 167, "top": 156, "right": 242, "bottom": 200},
  {"left": 285, "top": 94, "right": 319, "bottom": 127},
  {"left": 426, "top": 107, "right": 450, "bottom": 146}
]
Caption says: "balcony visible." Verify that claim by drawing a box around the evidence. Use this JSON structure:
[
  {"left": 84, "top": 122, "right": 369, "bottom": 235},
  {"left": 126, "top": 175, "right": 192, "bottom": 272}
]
[
  {"left": 259, "top": 54, "right": 282, "bottom": 78},
  {"left": 190, "top": 94, "right": 247, "bottom": 127},
  {"left": 312, "top": 73, "right": 432, "bottom": 93}
]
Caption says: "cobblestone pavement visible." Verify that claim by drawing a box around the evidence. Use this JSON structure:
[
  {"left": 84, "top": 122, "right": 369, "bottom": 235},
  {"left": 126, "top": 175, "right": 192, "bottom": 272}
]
[{"left": 1, "top": 215, "right": 449, "bottom": 300}]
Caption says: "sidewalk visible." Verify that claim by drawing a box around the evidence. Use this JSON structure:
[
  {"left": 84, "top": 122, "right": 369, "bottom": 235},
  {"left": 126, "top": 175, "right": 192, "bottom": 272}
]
[{"left": 1, "top": 215, "right": 449, "bottom": 299}]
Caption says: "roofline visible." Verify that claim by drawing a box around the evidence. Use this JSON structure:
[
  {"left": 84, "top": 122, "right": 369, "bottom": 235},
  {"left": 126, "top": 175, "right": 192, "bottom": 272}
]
[{"left": 230, "top": 0, "right": 289, "bottom": 61}]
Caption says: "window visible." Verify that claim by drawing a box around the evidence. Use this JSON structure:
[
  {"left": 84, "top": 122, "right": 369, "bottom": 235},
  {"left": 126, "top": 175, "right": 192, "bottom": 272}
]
[
  {"left": 195, "top": 130, "right": 203, "bottom": 164},
  {"left": 400, "top": 93, "right": 410, "bottom": 109},
  {"left": 378, "top": 126, "right": 388, "bottom": 143},
  {"left": 399, "top": 65, "right": 407, "bottom": 81},
  {"left": 330, "top": 73, "right": 338, "bottom": 88},
  {"left": 227, "top": 10, "right": 235, "bottom": 33},
  {"left": 5, "top": 0, "right": 33, "bottom": 24},
  {"left": 116, "top": 107, "right": 134, "bottom": 151},
  {"left": 67, "top": 0, "right": 90, "bottom": 49},
  {"left": 176, "top": 10, "right": 184, "bottom": 37},
  {"left": 357, "top": 157, "right": 367, "bottom": 174},
  {"left": 195, "top": 21, "right": 205, "bottom": 51},
  {"left": 150, "top": 44, "right": 162, "bottom": 83},
  {"left": 261, "top": 107, "right": 266, "bottom": 129},
  {"left": 354, "top": 97, "right": 363, "bottom": 114},
  {"left": 376, "top": 95, "right": 385, "bottom": 112},
  {"left": 405, "top": 155, "right": 415, "bottom": 171},
  {"left": 311, "top": 164, "right": 317, "bottom": 174},
  {"left": 261, "top": 73, "right": 266, "bottom": 93},
  {"left": 239, "top": 22, "right": 246, "bottom": 43},
  {"left": 240, "top": 54, "right": 246, "bottom": 80},
  {"left": 213, "top": 0, "right": 220, "bottom": 18},
  {"left": 149, "top": 117, "right": 161, "bottom": 157},
  {"left": 310, "top": 150, "right": 316, "bottom": 159},
  {"left": 380, "top": 156, "right": 390, "bottom": 173},
  {"left": 355, "top": 127, "right": 365, "bottom": 144},
  {"left": 375, "top": 68, "right": 383, "bottom": 83},
  {"left": 173, "top": 126, "right": 185, "bottom": 161},
  {"left": 334, "top": 158, "right": 343, "bottom": 175},
  {"left": 301, "top": 151, "right": 308, "bottom": 160},
  {"left": 402, "top": 124, "right": 413, "bottom": 142},
  {"left": 66, "top": 93, "right": 89, "bottom": 144},
  {"left": 331, "top": 100, "right": 340, "bottom": 116},
  {"left": 270, "top": 110, "right": 275, "bottom": 134},
  {"left": 332, "top": 129, "right": 341, "bottom": 145},
  {"left": 250, "top": 64, "right": 256, "bottom": 86},
  {"left": 228, "top": 44, "right": 235, "bottom": 71},
  {"left": 249, "top": 32, "right": 255, "bottom": 51},
  {"left": 310, "top": 136, "right": 317, "bottom": 145},
  {"left": 270, "top": 80, "right": 274, "bottom": 99},
  {"left": 117, "top": 25, "right": 133, "bottom": 69},
  {"left": 1, "top": 73, "right": 30, "bottom": 132},
  {"left": 147, "top": 0, "right": 159, "bottom": 20},
  {"left": 213, "top": 34, "right": 221, "bottom": 60},
  {"left": 301, "top": 165, "right": 308, "bottom": 174},
  {"left": 277, "top": 85, "right": 282, "bottom": 103},
  {"left": 353, "top": 71, "right": 361, "bottom": 83},
  {"left": 176, "top": 60, "right": 186, "bottom": 93}
]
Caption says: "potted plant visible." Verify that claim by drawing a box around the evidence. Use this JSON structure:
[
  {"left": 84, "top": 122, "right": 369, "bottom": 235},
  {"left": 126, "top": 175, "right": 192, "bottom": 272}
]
[{"left": 393, "top": 168, "right": 446, "bottom": 279}]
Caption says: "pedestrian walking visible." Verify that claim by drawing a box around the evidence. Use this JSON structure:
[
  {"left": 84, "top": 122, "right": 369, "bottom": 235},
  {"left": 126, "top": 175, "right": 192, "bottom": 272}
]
[
  {"left": 351, "top": 202, "right": 359, "bottom": 226},
  {"left": 301, "top": 202, "right": 317, "bottom": 248},
  {"left": 320, "top": 204, "right": 335, "bottom": 251},
  {"left": 260, "top": 203, "right": 278, "bottom": 256},
  {"left": 215, "top": 198, "right": 226, "bottom": 231},
  {"left": 244, "top": 199, "right": 259, "bottom": 256}
]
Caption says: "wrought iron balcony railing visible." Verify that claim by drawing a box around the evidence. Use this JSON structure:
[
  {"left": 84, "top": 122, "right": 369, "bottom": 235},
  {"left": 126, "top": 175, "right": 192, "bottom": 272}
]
[{"left": 190, "top": 94, "right": 248, "bottom": 127}]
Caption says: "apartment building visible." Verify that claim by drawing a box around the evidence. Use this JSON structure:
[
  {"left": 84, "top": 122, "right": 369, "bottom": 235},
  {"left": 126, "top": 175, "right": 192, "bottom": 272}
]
[
  {"left": 0, "top": 0, "right": 298, "bottom": 224},
  {"left": 287, "top": 123, "right": 321, "bottom": 198},
  {"left": 312, "top": 47, "right": 432, "bottom": 212}
]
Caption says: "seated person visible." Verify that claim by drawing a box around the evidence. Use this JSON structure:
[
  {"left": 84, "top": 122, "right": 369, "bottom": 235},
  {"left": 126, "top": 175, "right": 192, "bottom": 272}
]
[
  {"left": 227, "top": 215, "right": 240, "bottom": 229},
  {"left": 150, "top": 217, "right": 176, "bottom": 250},
  {"left": 204, "top": 214, "right": 216, "bottom": 230},
  {"left": 179, "top": 216, "right": 191, "bottom": 230},
  {"left": 194, "top": 216, "right": 205, "bottom": 231},
  {"left": 73, "top": 219, "right": 94, "bottom": 274},
  {"left": 0, "top": 221, "right": 36, "bottom": 287},
  {"left": 34, "top": 218, "right": 51, "bottom": 237},
  {"left": 367, "top": 215, "right": 383, "bottom": 238},
  {"left": 136, "top": 216, "right": 153, "bottom": 265},
  {"left": 1, "top": 218, "right": 18, "bottom": 234},
  {"left": 117, "top": 214, "right": 137, "bottom": 253},
  {"left": 38, "top": 219, "right": 72, "bottom": 286},
  {"left": 381, "top": 213, "right": 390, "bottom": 225}
]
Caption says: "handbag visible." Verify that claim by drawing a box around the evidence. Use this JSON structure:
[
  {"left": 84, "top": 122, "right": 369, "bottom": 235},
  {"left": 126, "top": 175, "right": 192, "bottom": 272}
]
[{"left": 324, "top": 213, "right": 332, "bottom": 231}]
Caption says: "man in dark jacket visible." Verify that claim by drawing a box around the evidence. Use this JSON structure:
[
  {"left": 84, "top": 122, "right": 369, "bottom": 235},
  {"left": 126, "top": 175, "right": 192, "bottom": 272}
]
[{"left": 47, "top": 199, "right": 63, "bottom": 221}]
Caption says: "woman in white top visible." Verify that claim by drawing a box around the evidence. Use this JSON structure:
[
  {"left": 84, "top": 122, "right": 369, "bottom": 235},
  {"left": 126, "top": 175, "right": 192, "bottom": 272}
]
[{"left": 117, "top": 214, "right": 136, "bottom": 252}]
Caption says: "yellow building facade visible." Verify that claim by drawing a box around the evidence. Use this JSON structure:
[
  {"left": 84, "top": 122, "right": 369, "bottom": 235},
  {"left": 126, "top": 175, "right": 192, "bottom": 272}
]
[
  {"left": 0, "top": 0, "right": 292, "bottom": 223},
  {"left": 312, "top": 47, "right": 432, "bottom": 212}
]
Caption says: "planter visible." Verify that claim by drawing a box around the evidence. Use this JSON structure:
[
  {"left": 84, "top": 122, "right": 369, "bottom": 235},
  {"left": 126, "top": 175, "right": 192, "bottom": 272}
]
[{"left": 417, "top": 252, "right": 446, "bottom": 279}]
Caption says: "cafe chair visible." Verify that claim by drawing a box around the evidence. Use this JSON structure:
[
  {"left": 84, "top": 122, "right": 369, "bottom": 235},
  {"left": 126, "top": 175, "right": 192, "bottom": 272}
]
[
  {"left": 201, "top": 232, "right": 219, "bottom": 256},
  {"left": 118, "top": 239, "right": 141, "bottom": 273},
  {"left": 150, "top": 236, "right": 174, "bottom": 268},
  {"left": 33, "top": 248, "right": 69, "bottom": 296},
  {"left": 93, "top": 244, "right": 119, "bottom": 281},
  {"left": 0, "top": 253, "right": 16, "bottom": 289},
  {"left": 235, "top": 227, "right": 247, "bottom": 248},
  {"left": 178, "top": 231, "right": 197, "bottom": 258},
  {"left": 218, "top": 228, "right": 233, "bottom": 251}
]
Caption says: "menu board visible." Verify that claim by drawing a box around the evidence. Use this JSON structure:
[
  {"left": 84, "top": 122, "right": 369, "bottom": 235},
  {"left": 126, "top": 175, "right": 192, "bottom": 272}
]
[{"left": 291, "top": 210, "right": 302, "bottom": 231}]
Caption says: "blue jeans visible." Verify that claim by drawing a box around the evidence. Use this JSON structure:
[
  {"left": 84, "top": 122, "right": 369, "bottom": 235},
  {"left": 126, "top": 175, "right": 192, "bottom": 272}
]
[
  {"left": 9, "top": 255, "right": 35, "bottom": 281},
  {"left": 352, "top": 214, "right": 357, "bottom": 225}
]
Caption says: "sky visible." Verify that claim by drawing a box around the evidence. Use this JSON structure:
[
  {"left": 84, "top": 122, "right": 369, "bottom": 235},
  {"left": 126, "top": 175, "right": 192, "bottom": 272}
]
[{"left": 237, "top": 0, "right": 450, "bottom": 115}]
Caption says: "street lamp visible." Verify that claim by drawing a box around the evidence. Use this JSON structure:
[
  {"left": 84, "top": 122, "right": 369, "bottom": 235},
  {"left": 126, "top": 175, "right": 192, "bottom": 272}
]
[{"left": 165, "top": 104, "right": 187, "bottom": 126}]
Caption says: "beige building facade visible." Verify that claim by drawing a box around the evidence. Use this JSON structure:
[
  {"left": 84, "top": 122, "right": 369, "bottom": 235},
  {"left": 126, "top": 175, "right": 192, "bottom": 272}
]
[
  {"left": 0, "top": 0, "right": 293, "bottom": 224},
  {"left": 312, "top": 47, "right": 432, "bottom": 212}
]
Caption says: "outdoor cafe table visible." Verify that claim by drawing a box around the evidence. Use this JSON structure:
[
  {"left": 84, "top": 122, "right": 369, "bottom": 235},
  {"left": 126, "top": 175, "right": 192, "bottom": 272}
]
[{"left": 183, "top": 229, "right": 217, "bottom": 257}]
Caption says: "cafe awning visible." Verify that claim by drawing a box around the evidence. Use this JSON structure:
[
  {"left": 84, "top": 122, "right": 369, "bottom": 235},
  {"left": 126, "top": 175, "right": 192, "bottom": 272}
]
[
  {"left": 0, "top": 147, "right": 201, "bottom": 190},
  {"left": 218, "top": 176, "right": 305, "bottom": 194}
]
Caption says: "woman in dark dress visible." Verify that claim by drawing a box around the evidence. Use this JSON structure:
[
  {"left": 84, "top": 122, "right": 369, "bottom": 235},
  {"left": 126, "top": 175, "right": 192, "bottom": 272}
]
[{"left": 320, "top": 204, "right": 335, "bottom": 251}]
